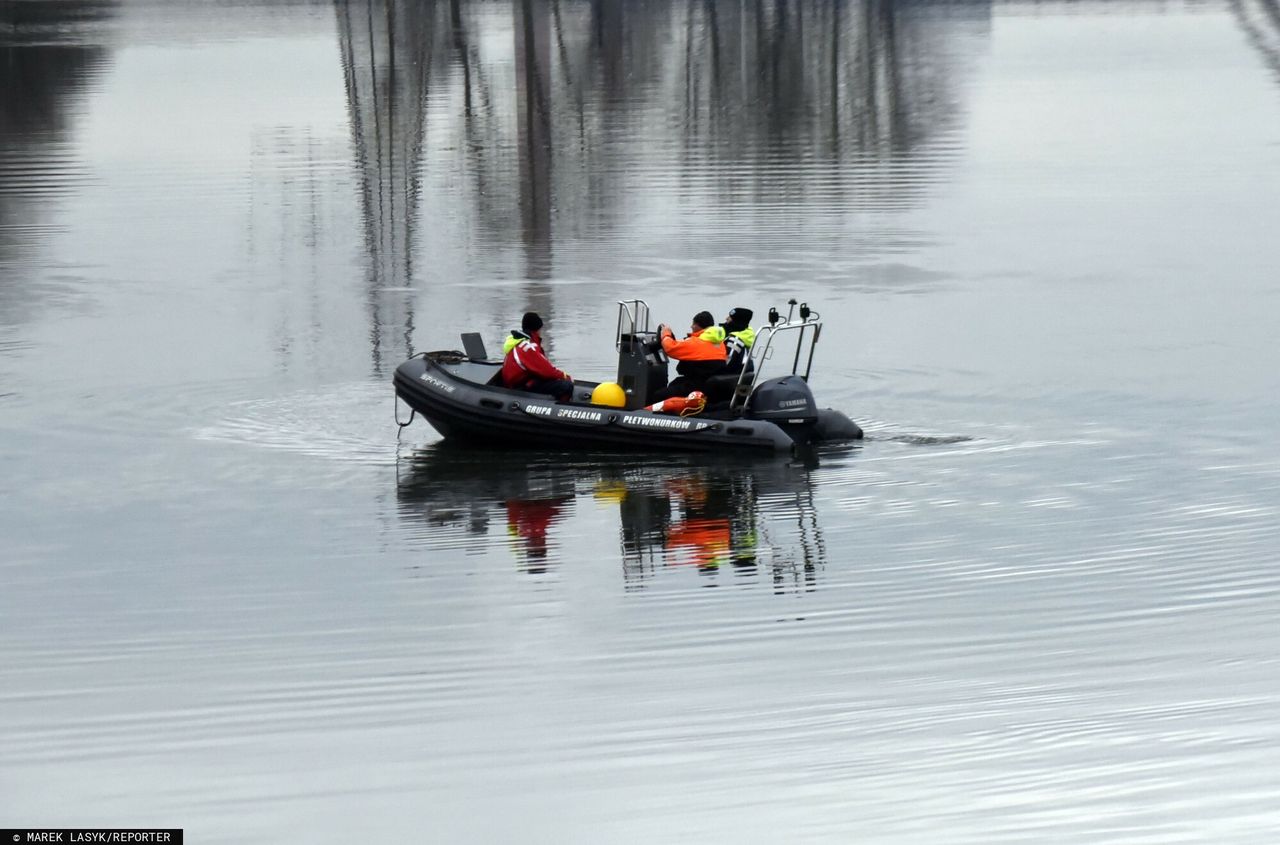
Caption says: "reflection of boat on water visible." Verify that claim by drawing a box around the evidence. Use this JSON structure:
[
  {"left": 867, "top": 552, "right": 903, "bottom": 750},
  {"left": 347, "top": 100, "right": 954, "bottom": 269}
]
[
  {"left": 394, "top": 446, "right": 829, "bottom": 590},
  {"left": 607, "top": 461, "right": 826, "bottom": 594}
]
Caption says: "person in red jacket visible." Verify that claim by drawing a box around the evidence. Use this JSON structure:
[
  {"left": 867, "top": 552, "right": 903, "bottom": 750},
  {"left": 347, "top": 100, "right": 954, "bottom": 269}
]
[{"left": 501, "top": 311, "right": 574, "bottom": 401}]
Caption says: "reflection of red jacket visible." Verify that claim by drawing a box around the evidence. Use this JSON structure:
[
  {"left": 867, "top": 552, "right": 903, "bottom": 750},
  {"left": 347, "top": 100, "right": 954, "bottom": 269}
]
[
  {"left": 502, "top": 331, "right": 568, "bottom": 388},
  {"left": 505, "top": 498, "right": 567, "bottom": 557}
]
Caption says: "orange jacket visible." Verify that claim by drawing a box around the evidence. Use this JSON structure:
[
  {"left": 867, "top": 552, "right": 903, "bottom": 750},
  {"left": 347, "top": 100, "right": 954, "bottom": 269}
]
[{"left": 660, "top": 325, "right": 727, "bottom": 362}]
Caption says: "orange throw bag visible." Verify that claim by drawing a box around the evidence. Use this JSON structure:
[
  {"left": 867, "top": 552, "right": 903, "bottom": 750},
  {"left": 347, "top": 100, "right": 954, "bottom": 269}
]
[{"left": 644, "top": 391, "right": 707, "bottom": 416}]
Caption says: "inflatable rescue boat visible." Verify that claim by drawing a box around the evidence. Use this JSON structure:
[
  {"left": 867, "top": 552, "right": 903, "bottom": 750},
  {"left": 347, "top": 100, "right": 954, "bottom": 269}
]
[{"left": 393, "top": 299, "right": 863, "bottom": 453}]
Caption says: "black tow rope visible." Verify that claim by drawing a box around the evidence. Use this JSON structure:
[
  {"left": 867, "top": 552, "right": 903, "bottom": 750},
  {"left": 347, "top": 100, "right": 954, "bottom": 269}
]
[{"left": 395, "top": 396, "right": 416, "bottom": 429}]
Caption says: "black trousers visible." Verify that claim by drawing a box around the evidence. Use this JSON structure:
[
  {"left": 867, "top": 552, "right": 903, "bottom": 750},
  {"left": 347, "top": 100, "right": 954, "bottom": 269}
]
[
  {"left": 651, "top": 375, "right": 709, "bottom": 402},
  {"left": 525, "top": 378, "right": 574, "bottom": 401}
]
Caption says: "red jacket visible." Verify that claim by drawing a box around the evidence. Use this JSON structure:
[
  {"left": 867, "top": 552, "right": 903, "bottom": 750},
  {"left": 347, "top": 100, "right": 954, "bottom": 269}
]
[{"left": 501, "top": 330, "right": 569, "bottom": 388}]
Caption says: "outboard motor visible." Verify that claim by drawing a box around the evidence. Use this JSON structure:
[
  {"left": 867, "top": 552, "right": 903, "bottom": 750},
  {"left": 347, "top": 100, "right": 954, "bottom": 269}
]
[{"left": 747, "top": 376, "right": 818, "bottom": 425}]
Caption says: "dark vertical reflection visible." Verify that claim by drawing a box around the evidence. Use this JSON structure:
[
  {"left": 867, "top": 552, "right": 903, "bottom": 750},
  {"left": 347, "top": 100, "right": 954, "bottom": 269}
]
[
  {"left": 671, "top": 0, "right": 984, "bottom": 207},
  {"left": 335, "top": 0, "right": 438, "bottom": 377},
  {"left": 515, "top": 0, "right": 553, "bottom": 281},
  {"left": 1232, "top": 0, "right": 1280, "bottom": 89},
  {"left": 0, "top": 0, "right": 115, "bottom": 319},
  {"left": 338, "top": 0, "right": 987, "bottom": 349},
  {"left": 513, "top": 0, "right": 555, "bottom": 331},
  {"left": 427, "top": 0, "right": 986, "bottom": 254}
]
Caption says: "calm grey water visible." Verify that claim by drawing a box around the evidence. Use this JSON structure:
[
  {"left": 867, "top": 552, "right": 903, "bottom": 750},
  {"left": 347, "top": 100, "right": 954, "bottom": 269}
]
[{"left": 4, "top": 0, "right": 1280, "bottom": 841}]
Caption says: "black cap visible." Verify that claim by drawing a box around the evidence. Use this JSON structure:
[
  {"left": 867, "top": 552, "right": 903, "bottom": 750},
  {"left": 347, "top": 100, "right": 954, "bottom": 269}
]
[
  {"left": 727, "top": 307, "right": 753, "bottom": 324},
  {"left": 522, "top": 312, "right": 544, "bottom": 333},
  {"left": 692, "top": 310, "right": 714, "bottom": 329}
]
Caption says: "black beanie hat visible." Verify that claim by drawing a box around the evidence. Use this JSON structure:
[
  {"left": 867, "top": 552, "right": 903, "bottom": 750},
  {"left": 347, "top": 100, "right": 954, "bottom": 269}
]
[
  {"left": 522, "top": 312, "right": 544, "bottom": 333},
  {"left": 727, "top": 307, "right": 753, "bottom": 325},
  {"left": 692, "top": 310, "right": 714, "bottom": 329}
]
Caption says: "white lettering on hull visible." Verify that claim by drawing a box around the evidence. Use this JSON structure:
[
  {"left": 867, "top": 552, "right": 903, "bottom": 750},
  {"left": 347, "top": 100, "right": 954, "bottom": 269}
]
[
  {"left": 419, "top": 373, "right": 457, "bottom": 393},
  {"left": 522, "top": 405, "right": 607, "bottom": 424},
  {"left": 619, "top": 414, "right": 711, "bottom": 433},
  {"left": 554, "top": 408, "right": 604, "bottom": 422}
]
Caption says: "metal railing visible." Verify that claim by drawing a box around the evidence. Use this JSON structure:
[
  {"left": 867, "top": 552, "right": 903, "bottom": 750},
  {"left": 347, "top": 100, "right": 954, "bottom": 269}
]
[
  {"left": 615, "top": 299, "right": 652, "bottom": 352},
  {"left": 728, "top": 302, "right": 823, "bottom": 413}
]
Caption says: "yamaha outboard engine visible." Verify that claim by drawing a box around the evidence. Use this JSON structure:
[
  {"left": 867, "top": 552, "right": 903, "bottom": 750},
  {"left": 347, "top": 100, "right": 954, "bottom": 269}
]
[
  {"left": 747, "top": 376, "right": 863, "bottom": 443},
  {"left": 747, "top": 376, "right": 818, "bottom": 424}
]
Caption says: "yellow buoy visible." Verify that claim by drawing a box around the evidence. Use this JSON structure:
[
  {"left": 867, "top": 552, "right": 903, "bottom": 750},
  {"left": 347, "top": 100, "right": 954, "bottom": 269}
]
[{"left": 590, "top": 381, "right": 626, "bottom": 408}]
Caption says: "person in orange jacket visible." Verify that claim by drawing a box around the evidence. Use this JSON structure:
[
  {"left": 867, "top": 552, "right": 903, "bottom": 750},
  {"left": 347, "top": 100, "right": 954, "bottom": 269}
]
[{"left": 652, "top": 310, "right": 726, "bottom": 401}]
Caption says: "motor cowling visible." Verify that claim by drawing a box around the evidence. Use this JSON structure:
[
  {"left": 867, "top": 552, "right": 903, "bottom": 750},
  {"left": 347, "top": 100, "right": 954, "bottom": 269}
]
[{"left": 747, "top": 376, "right": 818, "bottom": 423}]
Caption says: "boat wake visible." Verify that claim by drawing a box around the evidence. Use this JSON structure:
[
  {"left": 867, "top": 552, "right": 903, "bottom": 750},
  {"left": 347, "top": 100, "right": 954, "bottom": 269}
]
[
  {"left": 193, "top": 382, "right": 403, "bottom": 465},
  {"left": 873, "top": 432, "right": 974, "bottom": 445},
  {"left": 856, "top": 419, "right": 974, "bottom": 446}
]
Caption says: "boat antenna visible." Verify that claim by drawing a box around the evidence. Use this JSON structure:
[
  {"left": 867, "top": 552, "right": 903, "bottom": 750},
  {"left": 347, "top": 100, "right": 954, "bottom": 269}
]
[{"left": 785, "top": 298, "right": 798, "bottom": 323}]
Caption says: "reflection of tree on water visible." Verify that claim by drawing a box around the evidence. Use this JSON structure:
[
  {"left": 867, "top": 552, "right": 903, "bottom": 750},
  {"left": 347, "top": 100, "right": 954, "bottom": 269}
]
[
  {"left": 0, "top": 1, "right": 116, "bottom": 289},
  {"left": 333, "top": 0, "right": 560, "bottom": 365},
  {"left": 394, "top": 448, "right": 827, "bottom": 591},
  {"left": 507, "top": 0, "right": 982, "bottom": 221},
  {"left": 1232, "top": 0, "right": 1280, "bottom": 89},
  {"left": 380, "top": 0, "right": 988, "bottom": 288},
  {"left": 669, "top": 0, "right": 989, "bottom": 208},
  {"left": 335, "top": 0, "right": 439, "bottom": 376},
  {"left": 514, "top": 0, "right": 553, "bottom": 280},
  {"left": 327, "top": 0, "right": 986, "bottom": 360}
]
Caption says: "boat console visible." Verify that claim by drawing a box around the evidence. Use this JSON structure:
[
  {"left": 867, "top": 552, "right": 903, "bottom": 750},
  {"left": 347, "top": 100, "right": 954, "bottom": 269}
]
[{"left": 614, "top": 300, "right": 669, "bottom": 409}]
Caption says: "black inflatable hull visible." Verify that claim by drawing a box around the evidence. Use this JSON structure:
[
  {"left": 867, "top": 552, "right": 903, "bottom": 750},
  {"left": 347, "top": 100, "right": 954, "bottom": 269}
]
[{"left": 393, "top": 354, "right": 861, "bottom": 454}]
